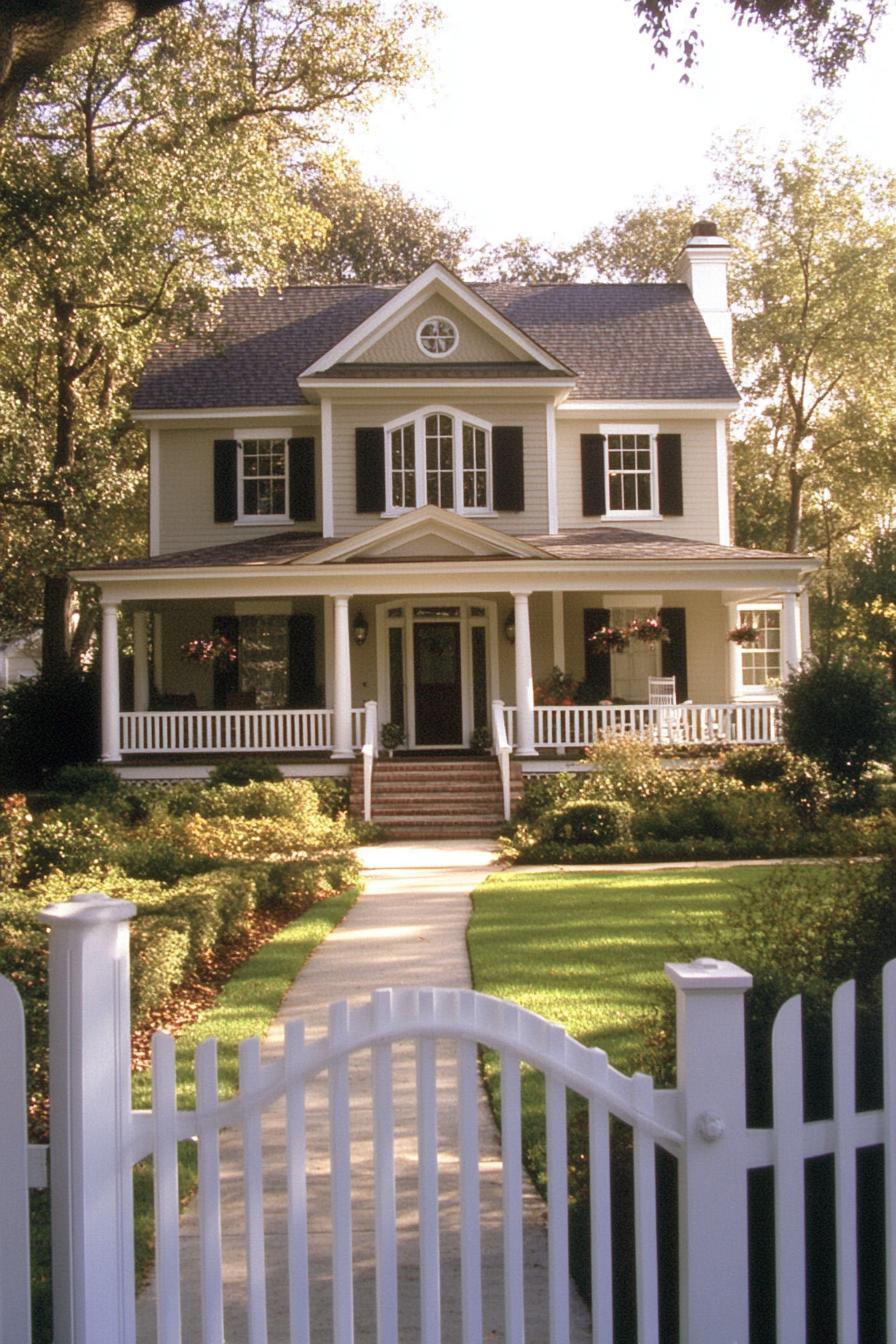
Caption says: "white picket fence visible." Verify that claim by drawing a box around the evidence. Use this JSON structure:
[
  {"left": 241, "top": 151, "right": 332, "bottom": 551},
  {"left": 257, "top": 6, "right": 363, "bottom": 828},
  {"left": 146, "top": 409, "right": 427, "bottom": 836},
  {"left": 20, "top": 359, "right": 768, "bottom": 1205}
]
[{"left": 4, "top": 895, "right": 896, "bottom": 1343}]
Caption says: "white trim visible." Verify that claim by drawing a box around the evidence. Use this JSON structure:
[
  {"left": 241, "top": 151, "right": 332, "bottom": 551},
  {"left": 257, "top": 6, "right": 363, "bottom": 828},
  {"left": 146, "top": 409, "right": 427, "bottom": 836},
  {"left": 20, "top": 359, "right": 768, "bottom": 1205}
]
[
  {"left": 382, "top": 405, "right": 494, "bottom": 517},
  {"left": 149, "top": 429, "right": 160, "bottom": 556},
  {"left": 133, "top": 406, "right": 315, "bottom": 423},
  {"left": 600, "top": 423, "right": 660, "bottom": 519},
  {"left": 321, "top": 397, "right": 334, "bottom": 538},
  {"left": 233, "top": 429, "right": 290, "bottom": 525},
  {"left": 546, "top": 402, "right": 558, "bottom": 535},
  {"left": 300, "top": 262, "right": 572, "bottom": 375},
  {"left": 415, "top": 315, "right": 458, "bottom": 358},
  {"left": 300, "top": 505, "right": 549, "bottom": 566},
  {"left": 716, "top": 418, "right": 731, "bottom": 546},
  {"left": 298, "top": 377, "right": 575, "bottom": 393},
  {"left": 558, "top": 400, "right": 739, "bottom": 417}
]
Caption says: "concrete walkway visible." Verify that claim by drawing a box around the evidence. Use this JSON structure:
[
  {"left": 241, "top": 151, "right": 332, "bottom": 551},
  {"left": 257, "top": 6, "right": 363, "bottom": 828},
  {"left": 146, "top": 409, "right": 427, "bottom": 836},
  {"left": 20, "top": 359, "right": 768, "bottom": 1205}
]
[{"left": 137, "top": 841, "right": 592, "bottom": 1343}]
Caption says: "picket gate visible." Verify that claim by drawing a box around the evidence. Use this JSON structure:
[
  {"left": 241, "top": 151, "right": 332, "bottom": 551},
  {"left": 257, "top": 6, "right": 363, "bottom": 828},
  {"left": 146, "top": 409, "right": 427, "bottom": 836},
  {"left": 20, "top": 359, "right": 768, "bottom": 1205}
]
[{"left": 5, "top": 893, "right": 896, "bottom": 1342}]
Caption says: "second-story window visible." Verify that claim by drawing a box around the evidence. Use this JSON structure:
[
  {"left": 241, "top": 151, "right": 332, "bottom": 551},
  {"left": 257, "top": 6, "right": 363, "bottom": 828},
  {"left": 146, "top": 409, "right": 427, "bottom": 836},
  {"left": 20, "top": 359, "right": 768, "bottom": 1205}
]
[
  {"left": 239, "top": 437, "right": 289, "bottom": 520},
  {"left": 384, "top": 407, "right": 492, "bottom": 515},
  {"left": 604, "top": 426, "right": 659, "bottom": 517}
]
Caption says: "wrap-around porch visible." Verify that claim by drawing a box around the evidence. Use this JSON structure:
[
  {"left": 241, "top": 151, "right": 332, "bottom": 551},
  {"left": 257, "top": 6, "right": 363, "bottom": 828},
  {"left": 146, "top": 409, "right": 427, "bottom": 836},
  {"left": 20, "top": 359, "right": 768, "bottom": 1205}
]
[{"left": 99, "top": 585, "right": 803, "bottom": 765}]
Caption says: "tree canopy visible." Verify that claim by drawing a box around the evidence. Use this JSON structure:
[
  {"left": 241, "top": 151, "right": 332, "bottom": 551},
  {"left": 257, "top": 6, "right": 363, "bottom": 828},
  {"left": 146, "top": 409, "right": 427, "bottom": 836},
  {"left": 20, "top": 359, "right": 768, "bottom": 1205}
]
[
  {"left": 630, "top": 0, "right": 887, "bottom": 83},
  {"left": 0, "top": 0, "right": 430, "bottom": 671}
]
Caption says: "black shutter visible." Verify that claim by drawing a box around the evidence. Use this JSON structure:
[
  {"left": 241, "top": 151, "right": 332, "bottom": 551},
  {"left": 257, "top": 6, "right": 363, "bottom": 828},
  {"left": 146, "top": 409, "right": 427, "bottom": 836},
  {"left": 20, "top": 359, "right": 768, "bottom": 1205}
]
[
  {"left": 657, "top": 434, "right": 683, "bottom": 516},
  {"left": 583, "top": 607, "right": 612, "bottom": 699},
  {"left": 492, "top": 426, "right": 525, "bottom": 512},
  {"left": 288, "top": 437, "right": 316, "bottom": 522},
  {"left": 212, "top": 615, "right": 239, "bottom": 708},
  {"left": 355, "top": 428, "right": 385, "bottom": 513},
  {"left": 660, "top": 607, "right": 688, "bottom": 701},
  {"left": 213, "top": 440, "right": 238, "bottom": 523},
  {"left": 581, "top": 434, "right": 606, "bottom": 516},
  {"left": 288, "top": 612, "right": 317, "bottom": 707}
]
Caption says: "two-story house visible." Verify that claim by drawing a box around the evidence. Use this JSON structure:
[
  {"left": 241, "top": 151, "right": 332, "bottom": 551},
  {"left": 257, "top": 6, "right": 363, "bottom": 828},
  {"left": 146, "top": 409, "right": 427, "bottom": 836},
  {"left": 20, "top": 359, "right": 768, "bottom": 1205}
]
[{"left": 77, "top": 223, "right": 817, "bottom": 807}]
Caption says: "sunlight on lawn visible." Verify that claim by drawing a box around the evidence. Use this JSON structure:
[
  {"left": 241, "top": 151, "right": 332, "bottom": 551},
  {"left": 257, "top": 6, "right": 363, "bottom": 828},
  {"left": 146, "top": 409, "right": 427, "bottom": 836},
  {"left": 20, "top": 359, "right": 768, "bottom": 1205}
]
[{"left": 468, "top": 866, "right": 766, "bottom": 1068}]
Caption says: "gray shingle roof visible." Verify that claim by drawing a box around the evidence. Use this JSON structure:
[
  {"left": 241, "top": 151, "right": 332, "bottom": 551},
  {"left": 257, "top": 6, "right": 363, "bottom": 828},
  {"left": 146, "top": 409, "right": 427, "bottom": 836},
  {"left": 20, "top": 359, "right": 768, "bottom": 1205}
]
[
  {"left": 132, "top": 281, "right": 738, "bottom": 410},
  {"left": 85, "top": 525, "right": 804, "bottom": 573}
]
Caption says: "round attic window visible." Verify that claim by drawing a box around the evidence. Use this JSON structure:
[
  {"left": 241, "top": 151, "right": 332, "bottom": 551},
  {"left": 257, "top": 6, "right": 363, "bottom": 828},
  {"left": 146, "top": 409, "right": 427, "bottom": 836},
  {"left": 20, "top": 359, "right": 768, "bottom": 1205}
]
[{"left": 416, "top": 316, "right": 458, "bottom": 358}]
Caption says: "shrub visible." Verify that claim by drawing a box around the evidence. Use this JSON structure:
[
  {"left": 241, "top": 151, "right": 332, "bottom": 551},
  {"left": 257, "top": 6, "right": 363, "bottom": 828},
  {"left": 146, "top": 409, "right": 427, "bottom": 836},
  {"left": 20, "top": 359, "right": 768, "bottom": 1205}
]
[
  {"left": 130, "top": 915, "right": 192, "bottom": 1024},
  {"left": 183, "top": 812, "right": 330, "bottom": 862},
  {"left": 47, "top": 763, "right": 121, "bottom": 801},
  {"left": 582, "top": 736, "right": 668, "bottom": 805},
  {"left": 548, "top": 799, "right": 634, "bottom": 846},
  {"left": 0, "top": 793, "right": 32, "bottom": 886},
  {"left": 513, "top": 772, "right": 584, "bottom": 825},
  {"left": 114, "top": 818, "right": 214, "bottom": 885},
  {"left": 308, "top": 777, "right": 350, "bottom": 818},
  {"left": 782, "top": 654, "right": 896, "bottom": 795},
  {"left": 208, "top": 757, "right": 283, "bottom": 787},
  {"left": 23, "top": 804, "right": 122, "bottom": 881},
  {"left": 718, "top": 744, "right": 791, "bottom": 785},
  {"left": 0, "top": 669, "right": 100, "bottom": 789}
]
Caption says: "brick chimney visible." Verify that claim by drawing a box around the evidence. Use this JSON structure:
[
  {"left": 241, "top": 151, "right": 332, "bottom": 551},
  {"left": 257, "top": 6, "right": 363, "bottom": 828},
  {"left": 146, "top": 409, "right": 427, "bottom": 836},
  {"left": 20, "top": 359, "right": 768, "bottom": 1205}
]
[{"left": 674, "top": 220, "right": 733, "bottom": 370}]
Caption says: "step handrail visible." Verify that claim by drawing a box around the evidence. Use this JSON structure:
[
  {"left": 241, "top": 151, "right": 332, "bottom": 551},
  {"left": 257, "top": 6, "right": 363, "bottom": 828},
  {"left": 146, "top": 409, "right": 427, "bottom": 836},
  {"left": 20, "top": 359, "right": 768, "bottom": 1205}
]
[
  {"left": 361, "top": 700, "right": 378, "bottom": 822},
  {"left": 491, "top": 698, "right": 512, "bottom": 821}
]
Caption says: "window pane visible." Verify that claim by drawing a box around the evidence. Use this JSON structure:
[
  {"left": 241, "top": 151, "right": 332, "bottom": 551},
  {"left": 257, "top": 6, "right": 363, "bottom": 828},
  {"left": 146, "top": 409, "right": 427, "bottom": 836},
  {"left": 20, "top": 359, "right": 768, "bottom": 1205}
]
[
  {"left": 241, "top": 437, "right": 287, "bottom": 516},
  {"left": 239, "top": 616, "right": 287, "bottom": 708},
  {"left": 606, "top": 432, "right": 652, "bottom": 513}
]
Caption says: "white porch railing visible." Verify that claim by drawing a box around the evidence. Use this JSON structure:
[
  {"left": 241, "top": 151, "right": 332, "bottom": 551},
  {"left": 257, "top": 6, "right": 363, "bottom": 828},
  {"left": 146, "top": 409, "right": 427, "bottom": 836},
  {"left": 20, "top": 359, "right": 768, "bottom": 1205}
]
[
  {"left": 520, "top": 700, "right": 782, "bottom": 750},
  {"left": 119, "top": 707, "right": 366, "bottom": 754},
  {"left": 491, "top": 698, "right": 512, "bottom": 821},
  {"left": 9, "top": 896, "right": 896, "bottom": 1343}
]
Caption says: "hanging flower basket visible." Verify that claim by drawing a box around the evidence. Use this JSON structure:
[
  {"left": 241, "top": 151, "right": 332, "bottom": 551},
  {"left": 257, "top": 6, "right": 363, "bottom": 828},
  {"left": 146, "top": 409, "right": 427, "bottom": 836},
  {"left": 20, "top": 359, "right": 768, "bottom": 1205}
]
[
  {"left": 727, "top": 624, "right": 761, "bottom": 646},
  {"left": 628, "top": 616, "right": 670, "bottom": 644},
  {"left": 588, "top": 625, "right": 630, "bottom": 655},
  {"left": 179, "top": 634, "right": 238, "bottom": 665}
]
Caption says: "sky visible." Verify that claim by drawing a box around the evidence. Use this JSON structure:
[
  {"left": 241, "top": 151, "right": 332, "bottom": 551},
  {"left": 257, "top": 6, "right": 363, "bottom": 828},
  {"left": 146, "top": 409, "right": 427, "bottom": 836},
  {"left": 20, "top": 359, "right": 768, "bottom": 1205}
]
[{"left": 341, "top": 0, "right": 896, "bottom": 248}]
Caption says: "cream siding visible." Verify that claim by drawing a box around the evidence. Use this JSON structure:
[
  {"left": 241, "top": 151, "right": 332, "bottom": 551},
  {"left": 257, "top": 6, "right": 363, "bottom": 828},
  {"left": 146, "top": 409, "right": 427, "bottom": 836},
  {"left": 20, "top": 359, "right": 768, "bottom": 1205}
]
[
  {"left": 354, "top": 297, "right": 523, "bottom": 365},
  {"left": 156, "top": 426, "right": 321, "bottom": 556},
  {"left": 555, "top": 416, "right": 723, "bottom": 543},
  {"left": 331, "top": 396, "right": 550, "bottom": 537}
]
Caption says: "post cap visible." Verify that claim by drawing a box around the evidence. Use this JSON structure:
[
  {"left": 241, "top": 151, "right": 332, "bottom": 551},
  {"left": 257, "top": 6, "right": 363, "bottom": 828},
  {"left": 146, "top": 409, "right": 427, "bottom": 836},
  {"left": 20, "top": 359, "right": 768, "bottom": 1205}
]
[
  {"left": 665, "top": 957, "right": 752, "bottom": 991},
  {"left": 38, "top": 892, "right": 137, "bottom": 927}
]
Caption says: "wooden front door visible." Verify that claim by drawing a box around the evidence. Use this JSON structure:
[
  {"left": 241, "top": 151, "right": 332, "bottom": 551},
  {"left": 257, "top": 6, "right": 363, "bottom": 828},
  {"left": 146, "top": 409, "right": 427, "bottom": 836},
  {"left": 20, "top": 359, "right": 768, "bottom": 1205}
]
[{"left": 413, "top": 622, "right": 462, "bottom": 745}]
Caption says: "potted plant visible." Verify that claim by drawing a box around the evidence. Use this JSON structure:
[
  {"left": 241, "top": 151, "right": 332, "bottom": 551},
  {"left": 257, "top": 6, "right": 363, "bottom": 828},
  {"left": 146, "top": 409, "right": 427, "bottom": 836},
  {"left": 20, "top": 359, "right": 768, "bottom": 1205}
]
[
  {"left": 727, "top": 623, "right": 762, "bottom": 646},
  {"left": 534, "top": 667, "right": 580, "bottom": 705},
  {"left": 469, "top": 725, "right": 492, "bottom": 754},
  {"left": 380, "top": 721, "right": 406, "bottom": 757}
]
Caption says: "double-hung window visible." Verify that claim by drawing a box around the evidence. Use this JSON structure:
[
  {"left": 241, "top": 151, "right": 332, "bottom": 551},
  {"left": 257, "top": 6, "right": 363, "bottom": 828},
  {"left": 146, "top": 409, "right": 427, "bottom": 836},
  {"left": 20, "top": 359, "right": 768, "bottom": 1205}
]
[
  {"left": 602, "top": 424, "right": 659, "bottom": 518},
  {"left": 385, "top": 407, "right": 492, "bottom": 515},
  {"left": 238, "top": 435, "right": 289, "bottom": 522},
  {"left": 737, "top": 605, "right": 782, "bottom": 691}
]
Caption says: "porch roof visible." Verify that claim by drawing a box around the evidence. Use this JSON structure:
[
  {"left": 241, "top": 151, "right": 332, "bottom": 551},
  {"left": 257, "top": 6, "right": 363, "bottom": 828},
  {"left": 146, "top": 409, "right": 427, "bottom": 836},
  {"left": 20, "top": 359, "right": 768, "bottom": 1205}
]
[{"left": 77, "top": 524, "right": 811, "bottom": 576}]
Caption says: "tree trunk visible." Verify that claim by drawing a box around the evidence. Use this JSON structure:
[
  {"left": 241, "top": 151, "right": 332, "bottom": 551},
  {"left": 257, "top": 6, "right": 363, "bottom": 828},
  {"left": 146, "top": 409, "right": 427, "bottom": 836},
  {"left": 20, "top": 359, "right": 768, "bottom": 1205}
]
[
  {"left": 42, "top": 572, "right": 73, "bottom": 677},
  {"left": 785, "top": 466, "right": 804, "bottom": 552}
]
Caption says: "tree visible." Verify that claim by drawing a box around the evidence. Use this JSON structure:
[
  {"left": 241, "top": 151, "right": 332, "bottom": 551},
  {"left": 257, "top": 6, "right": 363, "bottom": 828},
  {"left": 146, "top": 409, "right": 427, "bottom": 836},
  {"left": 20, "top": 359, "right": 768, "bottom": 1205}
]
[
  {"left": 720, "top": 117, "right": 896, "bottom": 553},
  {"left": 471, "top": 236, "right": 580, "bottom": 284},
  {"left": 0, "top": 0, "right": 430, "bottom": 674},
  {"left": 288, "top": 153, "right": 469, "bottom": 283},
  {"left": 576, "top": 196, "right": 700, "bottom": 281},
  {"left": 629, "top": 0, "right": 887, "bottom": 84}
]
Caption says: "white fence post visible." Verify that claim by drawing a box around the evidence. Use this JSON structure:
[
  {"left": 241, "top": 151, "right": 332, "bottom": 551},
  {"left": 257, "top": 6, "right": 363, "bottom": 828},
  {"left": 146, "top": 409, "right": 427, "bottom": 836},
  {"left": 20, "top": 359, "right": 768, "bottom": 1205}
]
[
  {"left": 40, "top": 892, "right": 138, "bottom": 1344},
  {"left": 0, "top": 975, "right": 31, "bottom": 1344},
  {"left": 665, "top": 956, "right": 753, "bottom": 1344}
]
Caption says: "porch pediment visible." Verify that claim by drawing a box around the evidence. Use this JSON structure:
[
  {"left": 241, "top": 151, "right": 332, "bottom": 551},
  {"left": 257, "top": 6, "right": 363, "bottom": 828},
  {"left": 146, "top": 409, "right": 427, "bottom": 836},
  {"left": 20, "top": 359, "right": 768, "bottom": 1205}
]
[{"left": 302, "top": 505, "right": 551, "bottom": 565}]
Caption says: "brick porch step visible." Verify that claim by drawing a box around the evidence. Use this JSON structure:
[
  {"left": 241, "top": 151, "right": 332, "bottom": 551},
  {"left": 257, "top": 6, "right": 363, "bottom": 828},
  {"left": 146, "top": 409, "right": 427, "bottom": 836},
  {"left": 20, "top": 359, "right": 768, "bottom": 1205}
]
[{"left": 349, "top": 756, "right": 522, "bottom": 839}]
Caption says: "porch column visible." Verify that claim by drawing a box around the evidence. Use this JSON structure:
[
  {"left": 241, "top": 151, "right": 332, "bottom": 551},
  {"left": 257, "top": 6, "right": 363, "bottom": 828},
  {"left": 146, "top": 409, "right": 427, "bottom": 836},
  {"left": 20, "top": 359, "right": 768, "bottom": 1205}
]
[
  {"left": 512, "top": 591, "right": 537, "bottom": 757},
  {"left": 782, "top": 589, "right": 801, "bottom": 681},
  {"left": 133, "top": 611, "right": 150, "bottom": 712},
  {"left": 100, "top": 600, "right": 122, "bottom": 763},
  {"left": 331, "top": 595, "right": 354, "bottom": 758},
  {"left": 551, "top": 592, "right": 565, "bottom": 670}
]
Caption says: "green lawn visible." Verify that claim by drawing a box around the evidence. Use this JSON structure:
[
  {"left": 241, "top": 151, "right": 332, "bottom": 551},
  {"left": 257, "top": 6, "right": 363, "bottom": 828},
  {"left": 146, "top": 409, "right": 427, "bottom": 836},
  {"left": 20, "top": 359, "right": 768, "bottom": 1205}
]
[{"left": 467, "top": 865, "right": 769, "bottom": 1070}]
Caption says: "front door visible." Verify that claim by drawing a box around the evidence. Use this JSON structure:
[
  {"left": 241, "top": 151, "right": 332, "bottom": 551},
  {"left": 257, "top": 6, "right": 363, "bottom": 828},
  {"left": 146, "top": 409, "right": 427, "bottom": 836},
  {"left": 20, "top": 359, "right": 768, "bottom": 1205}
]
[{"left": 413, "top": 622, "right": 463, "bottom": 745}]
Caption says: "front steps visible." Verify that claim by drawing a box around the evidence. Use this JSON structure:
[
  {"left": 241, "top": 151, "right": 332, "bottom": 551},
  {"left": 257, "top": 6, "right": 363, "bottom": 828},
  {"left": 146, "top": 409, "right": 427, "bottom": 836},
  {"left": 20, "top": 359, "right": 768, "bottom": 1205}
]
[{"left": 350, "top": 756, "right": 523, "bottom": 839}]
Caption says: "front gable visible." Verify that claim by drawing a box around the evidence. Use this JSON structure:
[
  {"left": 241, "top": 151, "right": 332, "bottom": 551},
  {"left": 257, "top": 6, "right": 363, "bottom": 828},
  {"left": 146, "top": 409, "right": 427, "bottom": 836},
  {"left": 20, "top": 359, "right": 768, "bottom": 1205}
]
[
  {"left": 301, "top": 505, "right": 550, "bottom": 565},
  {"left": 354, "top": 296, "right": 525, "bottom": 366},
  {"left": 300, "top": 262, "right": 574, "bottom": 381}
]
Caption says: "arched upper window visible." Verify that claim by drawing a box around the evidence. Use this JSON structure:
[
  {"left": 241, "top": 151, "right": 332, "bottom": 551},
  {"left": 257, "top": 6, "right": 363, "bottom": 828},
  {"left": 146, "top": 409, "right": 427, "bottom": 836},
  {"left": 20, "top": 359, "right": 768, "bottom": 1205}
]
[{"left": 384, "top": 407, "right": 492, "bottom": 515}]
